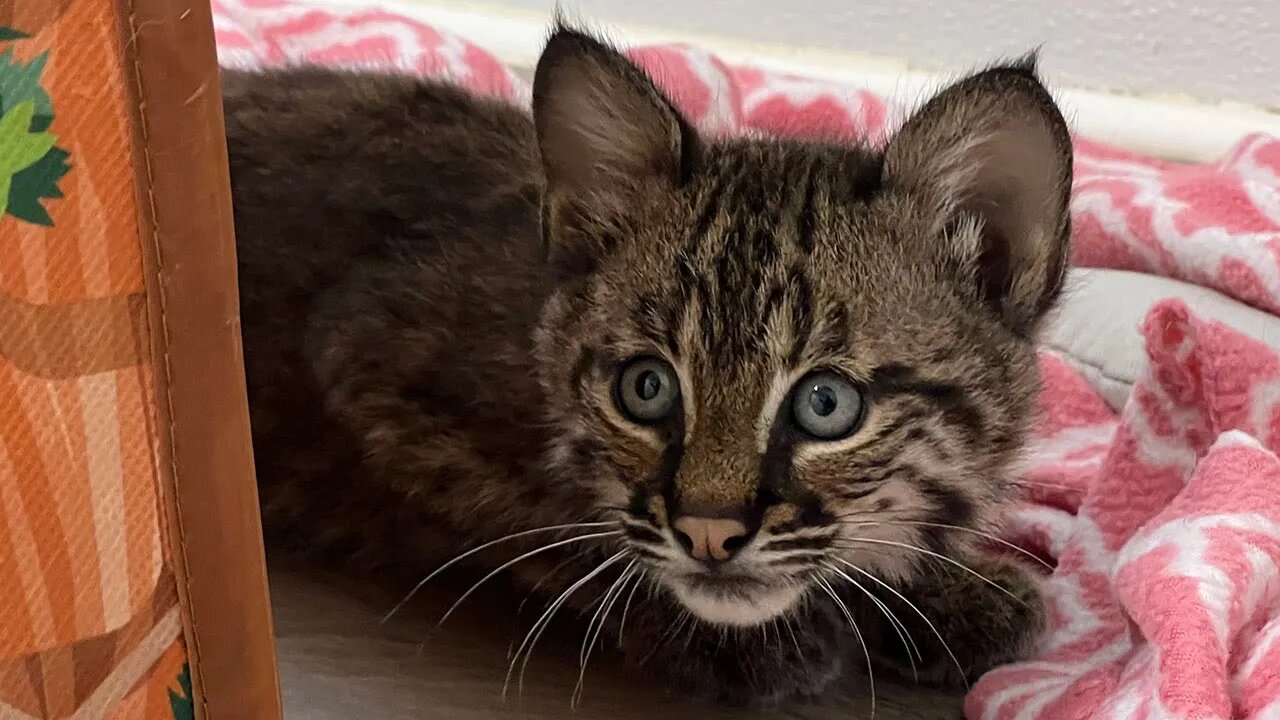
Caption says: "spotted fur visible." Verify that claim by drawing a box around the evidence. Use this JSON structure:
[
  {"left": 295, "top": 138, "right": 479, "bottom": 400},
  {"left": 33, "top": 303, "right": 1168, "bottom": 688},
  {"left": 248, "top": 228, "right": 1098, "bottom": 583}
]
[{"left": 227, "top": 24, "right": 1071, "bottom": 705}]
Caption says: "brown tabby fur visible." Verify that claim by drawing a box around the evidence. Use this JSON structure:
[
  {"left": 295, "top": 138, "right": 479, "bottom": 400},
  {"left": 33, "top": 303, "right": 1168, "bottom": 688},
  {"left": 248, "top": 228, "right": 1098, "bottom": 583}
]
[{"left": 224, "top": 24, "right": 1071, "bottom": 705}]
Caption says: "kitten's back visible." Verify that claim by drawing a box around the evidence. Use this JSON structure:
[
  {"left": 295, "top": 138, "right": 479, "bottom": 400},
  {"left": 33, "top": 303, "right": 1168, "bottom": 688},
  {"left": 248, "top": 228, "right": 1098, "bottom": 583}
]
[
  {"left": 224, "top": 67, "right": 551, "bottom": 562},
  {"left": 222, "top": 67, "right": 540, "bottom": 297}
]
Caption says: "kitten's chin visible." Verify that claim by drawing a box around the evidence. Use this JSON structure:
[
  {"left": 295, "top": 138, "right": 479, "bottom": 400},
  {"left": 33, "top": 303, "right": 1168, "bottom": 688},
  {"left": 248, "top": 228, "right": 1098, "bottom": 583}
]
[{"left": 668, "top": 579, "right": 806, "bottom": 627}]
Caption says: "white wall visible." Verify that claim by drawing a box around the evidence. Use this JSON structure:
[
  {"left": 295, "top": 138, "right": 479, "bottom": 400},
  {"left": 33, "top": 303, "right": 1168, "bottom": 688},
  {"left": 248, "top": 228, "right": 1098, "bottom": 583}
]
[{"left": 491, "top": 0, "right": 1280, "bottom": 108}]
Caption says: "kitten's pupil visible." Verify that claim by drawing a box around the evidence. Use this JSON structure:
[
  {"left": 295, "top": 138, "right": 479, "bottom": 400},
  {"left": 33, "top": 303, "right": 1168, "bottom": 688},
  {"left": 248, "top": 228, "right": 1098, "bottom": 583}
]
[
  {"left": 809, "top": 386, "right": 838, "bottom": 417},
  {"left": 636, "top": 372, "right": 662, "bottom": 401}
]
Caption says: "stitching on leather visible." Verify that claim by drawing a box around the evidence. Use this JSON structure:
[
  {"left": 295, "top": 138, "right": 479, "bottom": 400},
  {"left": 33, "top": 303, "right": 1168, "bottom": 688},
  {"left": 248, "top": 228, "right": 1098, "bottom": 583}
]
[{"left": 122, "top": 4, "right": 209, "bottom": 711}]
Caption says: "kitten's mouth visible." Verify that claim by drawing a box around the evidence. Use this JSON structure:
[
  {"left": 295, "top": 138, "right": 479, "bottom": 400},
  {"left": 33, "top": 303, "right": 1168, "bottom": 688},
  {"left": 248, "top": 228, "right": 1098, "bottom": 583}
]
[{"left": 666, "top": 573, "right": 806, "bottom": 627}]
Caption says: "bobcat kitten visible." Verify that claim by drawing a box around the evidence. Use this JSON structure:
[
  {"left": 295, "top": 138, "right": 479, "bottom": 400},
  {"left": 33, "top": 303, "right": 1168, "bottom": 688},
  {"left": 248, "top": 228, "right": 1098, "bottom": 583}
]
[{"left": 225, "top": 25, "right": 1069, "bottom": 704}]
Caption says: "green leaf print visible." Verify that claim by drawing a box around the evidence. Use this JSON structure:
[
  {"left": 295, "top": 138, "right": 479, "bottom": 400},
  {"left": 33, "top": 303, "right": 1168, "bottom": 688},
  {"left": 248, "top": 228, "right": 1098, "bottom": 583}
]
[{"left": 168, "top": 664, "right": 195, "bottom": 720}]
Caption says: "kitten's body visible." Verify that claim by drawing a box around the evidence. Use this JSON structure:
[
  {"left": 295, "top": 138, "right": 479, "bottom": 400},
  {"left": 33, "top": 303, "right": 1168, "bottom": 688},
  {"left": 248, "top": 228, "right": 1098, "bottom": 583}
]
[
  {"left": 226, "top": 71, "right": 566, "bottom": 565},
  {"left": 226, "top": 29, "right": 1066, "bottom": 704}
]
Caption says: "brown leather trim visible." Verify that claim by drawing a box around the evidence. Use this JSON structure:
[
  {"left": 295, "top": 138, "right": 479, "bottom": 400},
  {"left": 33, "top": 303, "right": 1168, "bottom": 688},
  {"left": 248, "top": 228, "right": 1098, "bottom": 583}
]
[
  {"left": 117, "top": 1, "right": 283, "bottom": 718},
  {"left": 0, "top": 292, "right": 146, "bottom": 379}
]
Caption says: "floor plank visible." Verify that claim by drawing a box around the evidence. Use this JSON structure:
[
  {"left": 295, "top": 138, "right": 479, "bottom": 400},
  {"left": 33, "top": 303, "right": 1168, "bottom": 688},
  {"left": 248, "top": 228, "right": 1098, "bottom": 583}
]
[{"left": 270, "top": 564, "right": 963, "bottom": 719}]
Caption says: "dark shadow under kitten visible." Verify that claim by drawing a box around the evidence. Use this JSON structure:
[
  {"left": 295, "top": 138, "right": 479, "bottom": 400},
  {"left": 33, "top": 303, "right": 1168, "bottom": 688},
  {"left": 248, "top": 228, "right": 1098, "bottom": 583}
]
[{"left": 225, "top": 24, "right": 1070, "bottom": 706}]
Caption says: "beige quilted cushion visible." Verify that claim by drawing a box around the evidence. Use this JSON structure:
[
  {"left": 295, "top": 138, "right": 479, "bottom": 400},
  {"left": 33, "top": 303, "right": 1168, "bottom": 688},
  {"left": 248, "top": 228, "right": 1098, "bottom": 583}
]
[{"left": 1045, "top": 268, "right": 1280, "bottom": 409}]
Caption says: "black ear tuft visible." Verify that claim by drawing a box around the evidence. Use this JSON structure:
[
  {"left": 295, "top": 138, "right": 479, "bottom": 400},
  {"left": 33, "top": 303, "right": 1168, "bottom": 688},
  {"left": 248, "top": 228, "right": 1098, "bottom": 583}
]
[{"left": 1007, "top": 49, "right": 1041, "bottom": 76}]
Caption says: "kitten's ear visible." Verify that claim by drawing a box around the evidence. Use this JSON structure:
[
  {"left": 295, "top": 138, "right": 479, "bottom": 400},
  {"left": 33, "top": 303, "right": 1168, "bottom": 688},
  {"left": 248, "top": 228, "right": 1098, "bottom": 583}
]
[
  {"left": 532, "top": 26, "right": 696, "bottom": 272},
  {"left": 884, "top": 58, "right": 1073, "bottom": 335}
]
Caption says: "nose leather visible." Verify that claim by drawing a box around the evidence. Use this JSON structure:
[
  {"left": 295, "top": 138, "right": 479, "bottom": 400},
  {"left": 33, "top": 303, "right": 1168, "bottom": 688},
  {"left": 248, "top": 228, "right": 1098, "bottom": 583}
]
[{"left": 673, "top": 516, "right": 749, "bottom": 561}]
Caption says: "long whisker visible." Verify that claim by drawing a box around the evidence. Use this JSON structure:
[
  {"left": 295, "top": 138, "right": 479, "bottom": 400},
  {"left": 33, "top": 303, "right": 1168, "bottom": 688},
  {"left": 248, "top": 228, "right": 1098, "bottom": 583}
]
[
  {"left": 439, "top": 531, "right": 622, "bottom": 626},
  {"left": 822, "top": 561, "right": 920, "bottom": 682},
  {"left": 517, "top": 548, "right": 595, "bottom": 617},
  {"left": 383, "top": 521, "right": 617, "bottom": 622},
  {"left": 782, "top": 614, "right": 804, "bottom": 661},
  {"left": 833, "top": 557, "right": 968, "bottom": 689},
  {"left": 616, "top": 569, "right": 646, "bottom": 648},
  {"left": 574, "top": 561, "right": 637, "bottom": 708},
  {"left": 837, "top": 519, "right": 1052, "bottom": 570},
  {"left": 1011, "top": 479, "right": 1082, "bottom": 492},
  {"left": 834, "top": 537, "right": 1028, "bottom": 608},
  {"left": 579, "top": 561, "right": 634, "bottom": 665},
  {"left": 639, "top": 610, "right": 692, "bottom": 667},
  {"left": 504, "top": 550, "right": 628, "bottom": 698},
  {"left": 577, "top": 574, "right": 620, "bottom": 668},
  {"left": 680, "top": 610, "right": 701, "bottom": 655},
  {"left": 815, "top": 575, "right": 875, "bottom": 719}
]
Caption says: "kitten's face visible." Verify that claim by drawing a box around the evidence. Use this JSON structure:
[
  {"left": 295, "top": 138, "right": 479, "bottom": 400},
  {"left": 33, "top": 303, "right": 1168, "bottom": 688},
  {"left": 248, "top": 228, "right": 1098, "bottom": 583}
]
[{"left": 531, "top": 34, "right": 1071, "bottom": 626}]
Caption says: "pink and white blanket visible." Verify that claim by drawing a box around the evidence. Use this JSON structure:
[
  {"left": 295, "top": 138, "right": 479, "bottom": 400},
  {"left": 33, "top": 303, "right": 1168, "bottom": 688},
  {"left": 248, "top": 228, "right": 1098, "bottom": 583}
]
[{"left": 212, "top": 2, "right": 1280, "bottom": 717}]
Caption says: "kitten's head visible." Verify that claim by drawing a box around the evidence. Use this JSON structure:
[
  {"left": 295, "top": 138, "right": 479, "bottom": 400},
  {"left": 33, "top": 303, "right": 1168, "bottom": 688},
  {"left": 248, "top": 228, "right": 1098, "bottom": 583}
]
[{"left": 531, "top": 28, "right": 1071, "bottom": 626}]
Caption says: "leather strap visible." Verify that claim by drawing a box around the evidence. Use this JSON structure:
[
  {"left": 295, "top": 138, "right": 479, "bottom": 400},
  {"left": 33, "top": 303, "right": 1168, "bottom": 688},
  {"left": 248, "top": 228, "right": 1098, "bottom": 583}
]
[{"left": 120, "top": 1, "right": 283, "bottom": 717}]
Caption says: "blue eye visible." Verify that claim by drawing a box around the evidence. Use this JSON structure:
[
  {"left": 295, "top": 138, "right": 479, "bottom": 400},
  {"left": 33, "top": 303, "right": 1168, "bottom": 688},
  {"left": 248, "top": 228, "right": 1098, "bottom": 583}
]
[
  {"left": 791, "top": 371, "right": 864, "bottom": 439},
  {"left": 616, "top": 357, "right": 681, "bottom": 423}
]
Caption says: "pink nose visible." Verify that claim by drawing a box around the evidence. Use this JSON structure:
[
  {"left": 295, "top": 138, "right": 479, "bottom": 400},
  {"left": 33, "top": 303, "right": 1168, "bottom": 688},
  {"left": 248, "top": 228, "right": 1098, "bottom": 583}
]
[{"left": 673, "top": 516, "right": 750, "bottom": 562}]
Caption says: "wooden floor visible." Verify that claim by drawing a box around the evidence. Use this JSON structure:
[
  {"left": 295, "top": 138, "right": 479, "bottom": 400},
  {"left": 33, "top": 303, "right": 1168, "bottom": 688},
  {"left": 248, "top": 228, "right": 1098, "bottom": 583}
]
[{"left": 270, "top": 563, "right": 963, "bottom": 719}]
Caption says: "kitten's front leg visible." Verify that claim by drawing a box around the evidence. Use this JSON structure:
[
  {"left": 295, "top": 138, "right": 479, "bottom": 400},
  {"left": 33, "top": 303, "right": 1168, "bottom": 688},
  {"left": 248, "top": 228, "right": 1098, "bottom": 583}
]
[
  {"left": 852, "top": 557, "right": 1046, "bottom": 688},
  {"left": 614, "top": 589, "right": 846, "bottom": 705}
]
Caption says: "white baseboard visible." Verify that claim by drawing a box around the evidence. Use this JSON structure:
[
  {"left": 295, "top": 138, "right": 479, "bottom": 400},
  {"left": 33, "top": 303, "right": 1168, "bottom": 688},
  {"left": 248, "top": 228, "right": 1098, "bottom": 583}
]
[{"left": 308, "top": 0, "right": 1280, "bottom": 163}]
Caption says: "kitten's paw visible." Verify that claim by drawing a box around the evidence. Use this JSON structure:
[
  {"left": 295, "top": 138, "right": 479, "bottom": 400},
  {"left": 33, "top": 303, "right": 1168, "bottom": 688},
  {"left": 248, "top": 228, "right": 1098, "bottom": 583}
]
[
  {"left": 620, "top": 595, "right": 845, "bottom": 705},
  {"left": 858, "top": 557, "right": 1045, "bottom": 689}
]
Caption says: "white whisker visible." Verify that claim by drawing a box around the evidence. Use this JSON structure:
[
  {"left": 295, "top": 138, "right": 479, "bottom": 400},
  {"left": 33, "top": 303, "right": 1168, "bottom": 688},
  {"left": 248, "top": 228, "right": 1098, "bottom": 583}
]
[
  {"left": 517, "top": 548, "right": 594, "bottom": 617},
  {"left": 640, "top": 610, "right": 691, "bottom": 667},
  {"left": 616, "top": 569, "right": 646, "bottom": 649},
  {"left": 574, "top": 560, "right": 638, "bottom": 707},
  {"left": 822, "top": 561, "right": 920, "bottom": 682},
  {"left": 382, "top": 521, "right": 616, "bottom": 623},
  {"left": 834, "top": 536, "right": 1028, "bottom": 608},
  {"left": 833, "top": 557, "right": 968, "bottom": 689},
  {"left": 782, "top": 614, "right": 804, "bottom": 661},
  {"left": 1012, "top": 479, "right": 1081, "bottom": 492},
  {"left": 439, "top": 531, "right": 622, "bottom": 626},
  {"left": 839, "top": 519, "right": 1051, "bottom": 570},
  {"left": 504, "top": 549, "right": 628, "bottom": 699},
  {"left": 578, "top": 562, "right": 631, "bottom": 665},
  {"left": 815, "top": 575, "right": 875, "bottom": 719},
  {"left": 680, "top": 617, "right": 698, "bottom": 655}
]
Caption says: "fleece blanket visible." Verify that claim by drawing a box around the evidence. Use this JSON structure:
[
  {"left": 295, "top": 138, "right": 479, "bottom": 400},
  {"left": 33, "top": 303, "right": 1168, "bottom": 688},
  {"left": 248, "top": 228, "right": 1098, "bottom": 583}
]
[{"left": 211, "top": 2, "right": 1280, "bottom": 717}]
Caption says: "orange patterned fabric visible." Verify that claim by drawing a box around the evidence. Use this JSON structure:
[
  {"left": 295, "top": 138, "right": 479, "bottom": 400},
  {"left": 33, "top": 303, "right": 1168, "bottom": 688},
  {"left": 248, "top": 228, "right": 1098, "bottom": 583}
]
[{"left": 0, "top": 0, "right": 190, "bottom": 717}]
